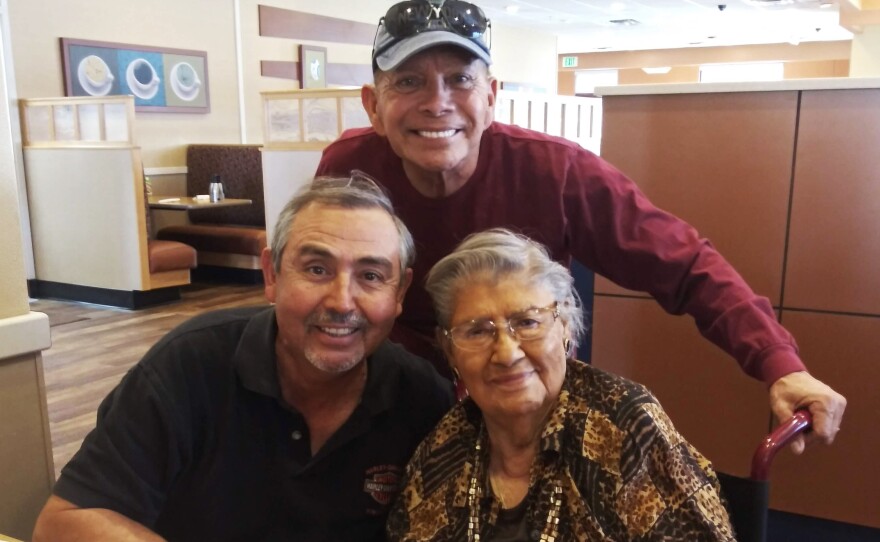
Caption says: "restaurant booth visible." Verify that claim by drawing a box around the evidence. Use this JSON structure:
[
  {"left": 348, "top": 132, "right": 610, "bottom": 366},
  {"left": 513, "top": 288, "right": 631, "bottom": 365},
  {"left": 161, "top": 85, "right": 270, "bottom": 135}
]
[{"left": 20, "top": 95, "right": 196, "bottom": 309}]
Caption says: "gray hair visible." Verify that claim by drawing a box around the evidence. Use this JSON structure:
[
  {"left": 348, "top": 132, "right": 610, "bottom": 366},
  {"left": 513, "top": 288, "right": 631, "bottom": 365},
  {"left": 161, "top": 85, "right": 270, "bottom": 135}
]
[
  {"left": 424, "top": 228, "right": 586, "bottom": 347},
  {"left": 270, "top": 173, "right": 415, "bottom": 285}
]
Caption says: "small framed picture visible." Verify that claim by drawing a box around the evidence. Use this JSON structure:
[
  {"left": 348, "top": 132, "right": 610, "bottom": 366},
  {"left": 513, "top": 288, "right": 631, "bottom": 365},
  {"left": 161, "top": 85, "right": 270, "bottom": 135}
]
[{"left": 298, "top": 45, "right": 327, "bottom": 89}]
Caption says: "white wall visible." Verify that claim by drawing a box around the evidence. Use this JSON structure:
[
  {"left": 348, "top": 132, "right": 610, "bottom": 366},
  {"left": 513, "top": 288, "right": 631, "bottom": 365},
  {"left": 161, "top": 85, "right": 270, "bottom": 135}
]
[
  {"left": 491, "top": 23, "right": 558, "bottom": 93},
  {"left": 850, "top": 25, "right": 880, "bottom": 77},
  {"left": 0, "top": 0, "right": 28, "bottom": 317}
]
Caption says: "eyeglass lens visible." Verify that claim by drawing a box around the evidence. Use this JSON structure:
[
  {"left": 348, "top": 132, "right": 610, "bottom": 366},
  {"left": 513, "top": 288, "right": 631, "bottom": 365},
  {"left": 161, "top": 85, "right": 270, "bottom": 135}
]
[{"left": 451, "top": 305, "right": 557, "bottom": 350}]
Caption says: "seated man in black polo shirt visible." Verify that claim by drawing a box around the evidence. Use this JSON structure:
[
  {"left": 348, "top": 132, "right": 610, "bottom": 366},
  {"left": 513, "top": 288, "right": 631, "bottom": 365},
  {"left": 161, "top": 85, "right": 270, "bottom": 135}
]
[{"left": 32, "top": 174, "right": 455, "bottom": 542}]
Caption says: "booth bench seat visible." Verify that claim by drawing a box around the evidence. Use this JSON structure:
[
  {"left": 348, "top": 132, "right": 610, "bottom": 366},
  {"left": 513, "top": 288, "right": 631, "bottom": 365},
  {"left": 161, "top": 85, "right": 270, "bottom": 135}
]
[
  {"left": 157, "top": 224, "right": 265, "bottom": 276},
  {"left": 147, "top": 239, "right": 198, "bottom": 290}
]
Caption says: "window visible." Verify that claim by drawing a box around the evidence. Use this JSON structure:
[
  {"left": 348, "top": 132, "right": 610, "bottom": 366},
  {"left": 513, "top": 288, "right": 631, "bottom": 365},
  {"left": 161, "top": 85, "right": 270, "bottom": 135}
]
[
  {"left": 699, "top": 62, "right": 784, "bottom": 83},
  {"left": 575, "top": 69, "right": 618, "bottom": 96}
]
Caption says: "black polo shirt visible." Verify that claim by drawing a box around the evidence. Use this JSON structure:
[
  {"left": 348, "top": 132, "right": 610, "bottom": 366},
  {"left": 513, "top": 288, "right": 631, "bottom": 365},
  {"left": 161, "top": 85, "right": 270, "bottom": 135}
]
[{"left": 54, "top": 306, "right": 454, "bottom": 541}]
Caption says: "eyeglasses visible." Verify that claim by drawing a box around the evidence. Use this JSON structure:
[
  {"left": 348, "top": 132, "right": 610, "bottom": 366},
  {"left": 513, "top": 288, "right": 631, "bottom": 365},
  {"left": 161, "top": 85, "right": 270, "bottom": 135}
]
[
  {"left": 443, "top": 302, "right": 559, "bottom": 352},
  {"left": 375, "top": 0, "right": 491, "bottom": 56}
]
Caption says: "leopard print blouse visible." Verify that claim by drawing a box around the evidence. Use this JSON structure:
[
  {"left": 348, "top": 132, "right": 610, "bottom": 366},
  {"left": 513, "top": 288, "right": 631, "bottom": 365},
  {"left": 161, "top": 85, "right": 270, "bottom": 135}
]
[{"left": 387, "top": 360, "right": 735, "bottom": 541}]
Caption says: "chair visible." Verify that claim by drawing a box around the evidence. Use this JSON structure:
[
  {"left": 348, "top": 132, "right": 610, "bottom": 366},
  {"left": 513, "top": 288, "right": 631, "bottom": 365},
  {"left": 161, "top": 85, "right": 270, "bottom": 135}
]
[{"left": 717, "top": 410, "right": 813, "bottom": 542}]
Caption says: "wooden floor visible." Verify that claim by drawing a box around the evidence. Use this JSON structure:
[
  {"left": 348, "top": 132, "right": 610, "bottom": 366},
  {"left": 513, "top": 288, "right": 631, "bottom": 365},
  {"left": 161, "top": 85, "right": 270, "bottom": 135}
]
[{"left": 30, "top": 282, "right": 267, "bottom": 480}]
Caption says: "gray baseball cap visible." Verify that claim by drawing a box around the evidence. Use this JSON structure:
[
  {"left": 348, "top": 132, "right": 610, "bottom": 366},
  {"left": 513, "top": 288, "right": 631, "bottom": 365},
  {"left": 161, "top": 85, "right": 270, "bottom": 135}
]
[{"left": 372, "top": 2, "right": 492, "bottom": 71}]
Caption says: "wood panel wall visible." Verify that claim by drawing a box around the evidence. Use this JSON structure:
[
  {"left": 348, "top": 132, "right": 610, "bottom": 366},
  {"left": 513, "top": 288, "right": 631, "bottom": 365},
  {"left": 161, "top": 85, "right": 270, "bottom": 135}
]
[{"left": 596, "top": 88, "right": 880, "bottom": 529}]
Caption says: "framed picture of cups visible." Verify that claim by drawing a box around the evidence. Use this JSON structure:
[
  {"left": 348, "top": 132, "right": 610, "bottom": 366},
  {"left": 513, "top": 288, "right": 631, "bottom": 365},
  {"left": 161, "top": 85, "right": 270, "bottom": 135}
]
[{"left": 61, "top": 38, "right": 210, "bottom": 113}]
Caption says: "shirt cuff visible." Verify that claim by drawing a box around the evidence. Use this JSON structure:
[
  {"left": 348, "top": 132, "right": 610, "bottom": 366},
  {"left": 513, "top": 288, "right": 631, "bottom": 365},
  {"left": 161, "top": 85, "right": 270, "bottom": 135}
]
[{"left": 755, "top": 345, "right": 807, "bottom": 385}]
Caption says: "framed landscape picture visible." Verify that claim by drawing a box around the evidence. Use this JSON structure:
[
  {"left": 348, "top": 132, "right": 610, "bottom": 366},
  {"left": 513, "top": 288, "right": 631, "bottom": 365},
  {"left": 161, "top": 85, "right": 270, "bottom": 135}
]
[{"left": 61, "top": 38, "right": 210, "bottom": 113}]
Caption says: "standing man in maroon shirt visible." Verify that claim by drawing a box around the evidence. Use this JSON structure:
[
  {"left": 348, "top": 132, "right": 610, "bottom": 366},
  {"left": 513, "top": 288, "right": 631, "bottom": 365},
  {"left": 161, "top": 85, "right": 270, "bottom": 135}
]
[{"left": 315, "top": 0, "right": 845, "bottom": 453}]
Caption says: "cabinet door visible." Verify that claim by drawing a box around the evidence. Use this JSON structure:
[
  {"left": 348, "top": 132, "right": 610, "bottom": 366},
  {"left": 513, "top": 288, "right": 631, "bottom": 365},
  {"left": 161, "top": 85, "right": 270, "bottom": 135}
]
[
  {"left": 778, "top": 88, "right": 880, "bottom": 529},
  {"left": 785, "top": 88, "right": 880, "bottom": 314}
]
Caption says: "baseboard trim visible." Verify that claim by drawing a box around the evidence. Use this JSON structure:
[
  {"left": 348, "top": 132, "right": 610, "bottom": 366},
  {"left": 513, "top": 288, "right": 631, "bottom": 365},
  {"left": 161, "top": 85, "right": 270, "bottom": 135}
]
[
  {"left": 190, "top": 266, "right": 264, "bottom": 285},
  {"left": 28, "top": 280, "right": 181, "bottom": 309}
]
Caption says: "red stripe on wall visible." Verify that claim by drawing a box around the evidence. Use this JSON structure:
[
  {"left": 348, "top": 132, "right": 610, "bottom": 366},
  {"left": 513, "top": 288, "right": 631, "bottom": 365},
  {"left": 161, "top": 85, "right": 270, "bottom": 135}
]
[
  {"left": 260, "top": 61, "right": 373, "bottom": 87},
  {"left": 258, "top": 5, "right": 375, "bottom": 45}
]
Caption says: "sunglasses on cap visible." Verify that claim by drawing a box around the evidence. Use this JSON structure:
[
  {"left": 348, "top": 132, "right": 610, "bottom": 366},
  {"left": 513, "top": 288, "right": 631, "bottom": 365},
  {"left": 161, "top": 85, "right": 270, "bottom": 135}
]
[{"left": 375, "top": 0, "right": 491, "bottom": 55}]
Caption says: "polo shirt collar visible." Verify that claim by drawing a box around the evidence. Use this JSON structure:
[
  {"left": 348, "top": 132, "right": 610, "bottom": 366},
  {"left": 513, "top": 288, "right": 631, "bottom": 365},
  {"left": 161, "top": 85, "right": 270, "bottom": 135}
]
[{"left": 233, "top": 307, "right": 282, "bottom": 400}]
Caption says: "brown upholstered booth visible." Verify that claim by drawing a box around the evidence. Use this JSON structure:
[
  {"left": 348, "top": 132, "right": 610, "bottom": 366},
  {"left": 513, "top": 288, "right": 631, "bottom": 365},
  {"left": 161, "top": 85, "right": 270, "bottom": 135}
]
[{"left": 157, "top": 144, "right": 266, "bottom": 283}]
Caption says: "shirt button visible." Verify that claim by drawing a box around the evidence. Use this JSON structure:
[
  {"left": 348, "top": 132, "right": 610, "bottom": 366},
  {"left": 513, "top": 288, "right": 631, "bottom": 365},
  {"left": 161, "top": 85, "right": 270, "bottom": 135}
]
[{"left": 291, "top": 430, "right": 303, "bottom": 440}]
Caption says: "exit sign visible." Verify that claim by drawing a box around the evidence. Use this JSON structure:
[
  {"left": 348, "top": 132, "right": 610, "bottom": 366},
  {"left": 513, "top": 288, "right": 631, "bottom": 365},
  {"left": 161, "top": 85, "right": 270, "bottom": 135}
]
[{"left": 562, "top": 56, "right": 578, "bottom": 68}]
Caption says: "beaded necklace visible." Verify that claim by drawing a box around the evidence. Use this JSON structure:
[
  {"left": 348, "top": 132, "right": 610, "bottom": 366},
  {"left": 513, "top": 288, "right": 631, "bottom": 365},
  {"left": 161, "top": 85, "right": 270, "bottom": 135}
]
[{"left": 466, "top": 424, "right": 563, "bottom": 542}]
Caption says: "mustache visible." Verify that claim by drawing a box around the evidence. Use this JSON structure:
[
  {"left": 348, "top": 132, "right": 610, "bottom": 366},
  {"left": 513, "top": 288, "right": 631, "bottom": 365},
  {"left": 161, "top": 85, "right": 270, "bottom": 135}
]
[{"left": 306, "top": 310, "right": 367, "bottom": 327}]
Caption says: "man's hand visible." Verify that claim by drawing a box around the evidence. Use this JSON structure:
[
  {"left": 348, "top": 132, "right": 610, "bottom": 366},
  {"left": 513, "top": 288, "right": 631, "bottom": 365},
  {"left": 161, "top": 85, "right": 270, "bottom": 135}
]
[{"left": 769, "top": 371, "right": 847, "bottom": 454}]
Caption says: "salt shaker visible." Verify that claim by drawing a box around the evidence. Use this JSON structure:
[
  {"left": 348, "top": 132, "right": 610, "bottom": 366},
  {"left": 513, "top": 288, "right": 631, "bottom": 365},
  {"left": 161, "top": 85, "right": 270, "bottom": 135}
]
[{"left": 209, "top": 174, "right": 225, "bottom": 202}]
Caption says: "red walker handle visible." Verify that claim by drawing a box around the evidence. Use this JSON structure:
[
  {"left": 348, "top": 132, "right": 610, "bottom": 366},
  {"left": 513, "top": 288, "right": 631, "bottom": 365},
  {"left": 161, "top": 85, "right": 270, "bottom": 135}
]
[{"left": 751, "top": 410, "right": 813, "bottom": 481}]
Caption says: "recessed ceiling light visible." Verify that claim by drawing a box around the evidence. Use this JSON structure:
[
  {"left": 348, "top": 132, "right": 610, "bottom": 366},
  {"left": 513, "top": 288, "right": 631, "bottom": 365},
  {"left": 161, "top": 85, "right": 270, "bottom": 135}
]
[
  {"left": 642, "top": 66, "right": 672, "bottom": 74},
  {"left": 505, "top": 5, "right": 520, "bottom": 14},
  {"left": 609, "top": 2, "right": 626, "bottom": 11}
]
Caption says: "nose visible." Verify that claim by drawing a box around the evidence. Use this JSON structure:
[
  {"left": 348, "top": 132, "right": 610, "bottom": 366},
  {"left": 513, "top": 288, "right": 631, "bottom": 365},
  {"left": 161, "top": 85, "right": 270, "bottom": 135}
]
[
  {"left": 419, "top": 76, "right": 453, "bottom": 116},
  {"left": 325, "top": 273, "right": 356, "bottom": 313},
  {"left": 490, "top": 325, "right": 524, "bottom": 366}
]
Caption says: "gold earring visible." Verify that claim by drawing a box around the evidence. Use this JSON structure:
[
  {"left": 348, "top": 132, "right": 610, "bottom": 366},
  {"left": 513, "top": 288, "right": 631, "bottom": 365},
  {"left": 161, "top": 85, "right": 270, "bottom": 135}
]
[
  {"left": 563, "top": 338, "right": 572, "bottom": 356},
  {"left": 451, "top": 366, "right": 462, "bottom": 381}
]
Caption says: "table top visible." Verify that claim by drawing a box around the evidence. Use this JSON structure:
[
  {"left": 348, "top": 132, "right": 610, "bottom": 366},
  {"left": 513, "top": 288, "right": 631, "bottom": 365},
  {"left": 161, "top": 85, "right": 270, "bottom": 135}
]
[{"left": 148, "top": 195, "right": 253, "bottom": 210}]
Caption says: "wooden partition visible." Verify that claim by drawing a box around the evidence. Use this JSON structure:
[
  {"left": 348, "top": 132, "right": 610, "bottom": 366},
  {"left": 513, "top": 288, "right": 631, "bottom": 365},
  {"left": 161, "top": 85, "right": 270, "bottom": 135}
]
[
  {"left": 770, "top": 88, "right": 880, "bottom": 527},
  {"left": 21, "top": 96, "right": 191, "bottom": 307},
  {"left": 596, "top": 81, "right": 880, "bottom": 529}
]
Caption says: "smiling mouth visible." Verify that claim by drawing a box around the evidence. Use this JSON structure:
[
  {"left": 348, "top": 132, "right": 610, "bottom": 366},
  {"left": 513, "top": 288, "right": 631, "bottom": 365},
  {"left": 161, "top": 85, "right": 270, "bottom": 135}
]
[
  {"left": 417, "top": 129, "right": 458, "bottom": 139},
  {"left": 316, "top": 326, "right": 359, "bottom": 337},
  {"left": 491, "top": 371, "right": 535, "bottom": 387}
]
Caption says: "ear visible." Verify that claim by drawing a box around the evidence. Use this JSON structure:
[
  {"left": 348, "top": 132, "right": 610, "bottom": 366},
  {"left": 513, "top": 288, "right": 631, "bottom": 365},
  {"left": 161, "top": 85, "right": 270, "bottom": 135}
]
[
  {"left": 486, "top": 76, "right": 498, "bottom": 119},
  {"left": 395, "top": 268, "right": 413, "bottom": 316},
  {"left": 561, "top": 319, "right": 575, "bottom": 357},
  {"left": 361, "top": 83, "right": 386, "bottom": 136},
  {"left": 261, "top": 248, "right": 278, "bottom": 303}
]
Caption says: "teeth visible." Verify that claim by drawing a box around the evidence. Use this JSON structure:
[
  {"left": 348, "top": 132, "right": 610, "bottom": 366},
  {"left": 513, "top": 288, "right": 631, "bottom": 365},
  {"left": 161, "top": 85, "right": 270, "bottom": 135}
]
[
  {"left": 319, "top": 327, "right": 357, "bottom": 336},
  {"left": 419, "top": 129, "right": 456, "bottom": 139}
]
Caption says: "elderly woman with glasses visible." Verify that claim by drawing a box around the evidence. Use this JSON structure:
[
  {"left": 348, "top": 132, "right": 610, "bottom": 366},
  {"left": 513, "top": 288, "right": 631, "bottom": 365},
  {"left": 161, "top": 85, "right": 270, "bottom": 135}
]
[{"left": 386, "top": 228, "right": 734, "bottom": 541}]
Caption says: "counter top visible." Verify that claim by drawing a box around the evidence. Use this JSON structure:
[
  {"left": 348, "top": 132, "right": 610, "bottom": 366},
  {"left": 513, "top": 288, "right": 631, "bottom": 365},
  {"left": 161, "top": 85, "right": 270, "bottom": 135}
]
[
  {"left": 0, "top": 311, "right": 50, "bottom": 360},
  {"left": 595, "top": 77, "right": 880, "bottom": 97}
]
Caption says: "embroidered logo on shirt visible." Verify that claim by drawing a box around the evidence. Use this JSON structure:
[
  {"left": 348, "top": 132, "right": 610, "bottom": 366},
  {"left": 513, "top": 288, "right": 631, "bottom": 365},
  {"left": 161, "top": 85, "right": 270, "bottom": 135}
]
[{"left": 363, "top": 464, "right": 403, "bottom": 506}]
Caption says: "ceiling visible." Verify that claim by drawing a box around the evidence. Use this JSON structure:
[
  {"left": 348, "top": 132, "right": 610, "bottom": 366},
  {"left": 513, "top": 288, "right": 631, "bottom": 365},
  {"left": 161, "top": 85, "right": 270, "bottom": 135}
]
[{"left": 467, "top": 0, "right": 853, "bottom": 53}]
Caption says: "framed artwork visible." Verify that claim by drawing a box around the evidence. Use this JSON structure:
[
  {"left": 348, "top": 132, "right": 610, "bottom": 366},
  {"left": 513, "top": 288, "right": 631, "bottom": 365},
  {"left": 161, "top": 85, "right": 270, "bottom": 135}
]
[
  {"left": 61, "top": 38, "right": 210, "bottom": 113},
  {"left": 298, "top": 45, "right": 327, "bottom": 89}
]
